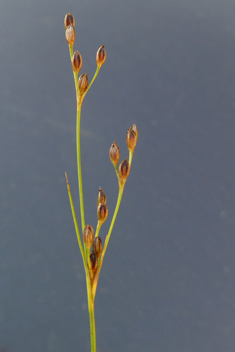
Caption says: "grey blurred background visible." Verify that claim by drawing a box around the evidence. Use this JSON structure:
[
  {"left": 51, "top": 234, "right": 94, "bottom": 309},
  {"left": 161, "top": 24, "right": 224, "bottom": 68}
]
[{"left": 1, "top": 0, "right": 235, "bottom": 351}]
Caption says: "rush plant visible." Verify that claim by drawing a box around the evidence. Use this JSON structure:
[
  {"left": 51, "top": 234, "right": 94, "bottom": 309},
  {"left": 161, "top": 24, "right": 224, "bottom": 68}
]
[{"left": 64, "top": 13, "right": 138, "bottom": 352}]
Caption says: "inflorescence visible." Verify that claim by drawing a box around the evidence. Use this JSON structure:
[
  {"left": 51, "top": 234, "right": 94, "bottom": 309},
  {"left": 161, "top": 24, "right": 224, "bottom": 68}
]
[{"left": 64, "top": 12, "right": 138, "bottom": 352}]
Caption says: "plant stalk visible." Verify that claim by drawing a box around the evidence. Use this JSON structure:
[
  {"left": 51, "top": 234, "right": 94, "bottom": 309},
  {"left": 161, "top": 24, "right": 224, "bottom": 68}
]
[
  {"left": 84, "top": 270, "right": 96, "bottom": 352},
  {"left": 76, "top": 104, "right": 85, "bottom": 232}
]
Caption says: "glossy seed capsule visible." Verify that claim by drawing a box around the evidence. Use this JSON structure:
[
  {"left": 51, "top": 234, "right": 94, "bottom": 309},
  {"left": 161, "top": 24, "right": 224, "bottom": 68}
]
[
  {"left": 92, "top": 236, "right": 102, "bottom": 258},
  {"left": 83, "top": 224, "right": 94, "bottom": 249},
  {"left": 130, "top": 124, "right": 138, "bottom": 142},
  {"left": 71, "top": 51, "right": 82, "bottom": 73},
  {"left": 89, "top": 251, "right": 98, "bottom": 271},
  {"left": 109, "top": 142, "right": 120, "bottom": 166},
  {"left": 64, "top": 13, "right": 75, "bottom": 30},
  {"left": 65, "top": 24, "right": 75, "bottom": 45},
  {"left": 126, "top": 127, "right": 137, "bottom": 152},
  {"left": 97, "top": 203, "right": 108, "bottom": 223},
  {"left": 97, "top": 187, "right": 107, "bottom": 206},
  {"left": 119, "top": 158, "right": 130, "bottom": 180},
  {"left": 96, "top": 45, "right": 106, "bottom": 67},
  {"left": 78, "top": 73, "right": 88, "bottom": 93}
]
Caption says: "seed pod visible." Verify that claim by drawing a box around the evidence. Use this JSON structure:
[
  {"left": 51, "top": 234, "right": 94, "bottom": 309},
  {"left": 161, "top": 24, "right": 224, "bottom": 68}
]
[
  {"left": 96, "top": 45, "right": 106, "bottom": 67},
  {"left": 97, "top": 203, "right": 108, "bottom": 224},
  {"left": 72, "top": 51, "right": 82, "bottom": 73},
  {"left": 83, "top": 224, "right": 94, "bottom": 249},
  {"left": 65, "top": 24, "right": 75, "bottom": 45},
  {"left": 109, "top": 142, "right": 120, "bottom": 166},
  {"left": 130, "top": 124, "right": 138, "bottom": 142},
  {"left": 78, "top": 73, "right": 88, "bottom": 93},
  {"left": 92, "top": 237, "right": 102, "bottom": 258},
  {"left": 89, "top": 251, "right": 98, "bottom": 272},
  {"left": 64, "top": 13, "right": 75, "bottom": 30},
  {"left": 97, "top": 187, "right": 107, "bottom": 206},
  {"left": 119, "top": 158, "right": 130, "bottom": 180},
  {"left": 126, "top": 127, "right": 137, "bottom": 152}
]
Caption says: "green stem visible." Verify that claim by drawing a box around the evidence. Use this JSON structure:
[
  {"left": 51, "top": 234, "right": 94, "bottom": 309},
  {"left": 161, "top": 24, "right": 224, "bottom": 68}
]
[
  {"left": 85, "top": 269, "right": 96, "bottom": 352},
  {"left": 105, "top": 186, "right": 124, "bottom": 252},
  {"left": 65, "top": 173, "right": 86, "bottom": 270},
  {"left": 76, "top": 104, "right": 86, "bottom": 232},
  {"left": 67, "top": 155, "right": 96, "bottom": 352},
  {"left": 69, "top": 44, "right": 86, "bottom": 232},
  {"left": 95, "top": 221, "right": 102, "bottom": 238},
  {"left": 88, "top": 294, "right": 96, "bottom": 352},
  {"left": 129, "top": 150, "right": 134, "bottom": 168}
]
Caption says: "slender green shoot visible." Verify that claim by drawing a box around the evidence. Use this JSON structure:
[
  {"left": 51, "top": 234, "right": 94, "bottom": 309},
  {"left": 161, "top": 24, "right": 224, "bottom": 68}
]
[{"left": 65, "top": 172, "right": 86, "bottom": 271}]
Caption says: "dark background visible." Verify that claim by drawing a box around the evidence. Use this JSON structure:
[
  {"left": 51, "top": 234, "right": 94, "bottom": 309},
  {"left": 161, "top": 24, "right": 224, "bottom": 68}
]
[{"left": 1, "top": 0, "right": 235, "bottom": 351}]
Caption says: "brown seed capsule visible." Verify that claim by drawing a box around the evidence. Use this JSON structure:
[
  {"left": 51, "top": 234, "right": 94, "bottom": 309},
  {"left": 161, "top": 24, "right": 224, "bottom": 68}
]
[
  {"left": 119, "top": 158, "right": 130, "bottom": 180},
  {"left": 65, "top": 24, "right": 75, "bottom": 45},
  {"left": 97, "top": 187, "right": 107, "bottom": 206},
  {"left": 130, "top": 124, "right": 138, "bottom": 142},
  {"left": 109, "top": 142, "right": 120, "bottom": 166},
  {"left": 71, "top": 51, "right": 82, "bottom": 73},
  {"left": 83, "top": 224, "right": 94, "bottom": 249},
  {"left": 64, "top": 13, "right": 75, "bottom": 30},
  {"left": 92, "top": 237, "right": 102, "bottom": 258},
  {"left": 97, "top": 203, "right": 108, "bottom": 223},
  {"left": 78, "top": 73, "right": 88, "bottom": 93},
  {"left": 126, "top": 127, "right": 137, "bottom": 152},
  {"left": 96, "top": 45, "right": 106, "bottom": 67},
  {"left": 89, "top": 251, "right": 98, "bottom": 272}
]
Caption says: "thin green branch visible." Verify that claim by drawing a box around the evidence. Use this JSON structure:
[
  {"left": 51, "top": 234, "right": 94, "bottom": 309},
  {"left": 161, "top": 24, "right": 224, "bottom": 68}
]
[
  {"left": 92, "top": 185, "right": 124, "bottom": 297},
  {"left": 129, "top": 150, "right": 134, "bottom": 168},
  {"left": 76, "top": 104, "right": 86, "bottom": 232},
  {"left": 65, "top": 172, "right": 86, "bottom": 269},
  {"left": 82, "top": 66, "right": 100, "bottom": 102},
  {"left": 95, "top": 221, "right": 102, "bottom": 238},
  {"left": 69, "top": 44, "right": 86, "bottom": 232}
]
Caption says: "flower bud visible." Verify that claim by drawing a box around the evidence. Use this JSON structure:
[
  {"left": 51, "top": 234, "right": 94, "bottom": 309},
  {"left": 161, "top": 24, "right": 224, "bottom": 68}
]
[
  {"left": 126, "top": 125, "right": 138, "bottom": 152},
  {"left": 64, "top": 13, "right": 75, "bottom": 30},
  {"left": 119, "top": 158, "right": 130, "bottom": 180},
  {"left": 96, "top": 45, "right": 106, "bottom": 67},
  {"left": 71, "top": 51, "right": 82, "bottom": 73},
  {"left": 89, "top": 251, "right": 98, "bottom": 272},
  {"left": 83, "top": 224, "right": 94, "bottom": 249},
  {"left": 97, "top": 203, "right": 108, "bottom": 223},
  {"left": 109, "top": 142, "right": 120, "bottom": 166},
  {"left": 92, "top": 237, "right": 102, "bottom": 258},
  {"left": 65, "top": 24, "right": 75, "bottom": 45},
  {"left": 97, "top": 187, "right": 107, "bottom": 206},
  {"left": 78, "top": 73, "right": 88, "bottom": 93}
]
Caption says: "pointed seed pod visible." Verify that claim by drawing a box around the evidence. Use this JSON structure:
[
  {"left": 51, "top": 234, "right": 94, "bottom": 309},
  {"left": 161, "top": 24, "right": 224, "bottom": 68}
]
[
  {"left": 64, "top": 13, "right": 75, "bottom": 30},
  {"left": 92, "top": 237, "right": 102, "bottom": 259},
  {"left": 126, "top": 126, "right": 137, "bottom": 152},
  {"left": 65, "top": 24, "right": 75, "bottom": 45},
  {"left": 83, "top": 224, "right": 94, "bottom": 249},
  {"left": 96, "top": 45, "right": 106, "bottom": 67},
  {"left": 130, "top": 124, "right": 138, "bottom": 142},
  {"left": 97, "top": 203, "right": 108, "bottom": 224},
  {"left": 72, "top": 51, "right": 82, "bottom": 73},
  {"left": 119, "top": 158, "right": 130, "bottom": 180},
  {"left": 109, "top": 142, "right": 120, "bottom": 166},
  {"left": 97, "top": 187, "right": 107, "bottom": 206},
  {"left": 89, "top": 251, "right": 98, "bottom": 272},
  {"left": 78, "top": 73, "right": 88, "bottom": 93}
]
